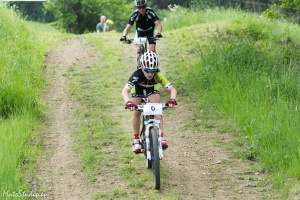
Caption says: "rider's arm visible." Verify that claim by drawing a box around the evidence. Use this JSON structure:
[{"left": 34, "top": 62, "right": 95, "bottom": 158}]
[
  {"left": 148, "top": 9, "right": 162, "bottom": 34},
  {"left": 122, "top": 71, "right": 137, "bottom": 103},
  {"left": 169, "top": 86, "right": 177, "bottom": 99},
  {"left": 122, "top": 84, "right": 131, "bottom": 103},
  {"left": 122, "top": 24, "right": 132, "bottom": 37},
  {"left": 155, "top": 72, "right": 176, "bottom": 98},
  {"left": 123, "top": 11, "right": 137, "bottom": 37},
  {"left": 154, "top": 20, "right": 162, "bottom": 34}
]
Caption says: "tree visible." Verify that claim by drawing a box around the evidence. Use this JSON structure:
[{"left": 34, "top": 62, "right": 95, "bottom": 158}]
[
  {"left": 280, "top": 0, "right": 300, "bottom": 10},
  {"left": 44, "top": 0, "right": 132, "bottom": 33},
  {"left": 155, "top": 0, "right": 169, "bottom": 8},
  {"left": 169, "top": 0, "right": 192, "bottom": 7},
  {"left": 8, "top": 1, "right": 54, "bottom": 22}
]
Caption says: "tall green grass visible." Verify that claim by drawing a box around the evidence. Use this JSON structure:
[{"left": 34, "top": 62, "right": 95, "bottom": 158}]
[
  {"left": 164, "top": 8, "right": 300, "bottom": 197},
  {"left": 162, "top": 8, "right": 247, "bottom": 31},
  {"left": 0, "top": 5, "right": 66, "bottom": 199},
  {"left": 0, "top": 9, "right": 44, "bottom": 118}
]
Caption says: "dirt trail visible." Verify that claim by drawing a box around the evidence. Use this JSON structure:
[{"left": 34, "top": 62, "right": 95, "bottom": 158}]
[
  {"left": 29, "top": 35, "right": 275, "bottom": 200},
  {"left": 163, "top": 103, "right": 273, "bottom": 200},
  {"left": 31, "top": 38, "right": 98, "bottom": 200},
  {"left": 159, "top": 44, "right": 275, "bottom": 199},
  {"left": 112, "top": 37, "right": 274, "bottom": 199}
]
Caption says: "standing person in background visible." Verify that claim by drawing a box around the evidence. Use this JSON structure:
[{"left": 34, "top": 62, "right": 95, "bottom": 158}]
[
  {"left": 96, "top": 15, "right": 106, "bottom": 33},
  {"left": 120, "top": 0, "right": 163, "bottom": 52},
  {"left": 105, "top": 19, "right": 114, "bottom": 32}
]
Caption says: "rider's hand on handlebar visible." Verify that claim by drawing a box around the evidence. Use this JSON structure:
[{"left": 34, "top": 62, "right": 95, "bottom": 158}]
[
  {"left": 125, "top": 101, "right": 138, "bottom": 110},
  {"left": 166, "top": 98, "right": 177, "bottom": 107},
  {"left": 155, "top": 33, "right": 163, "bottom": 38},
  {"left": 120, "top": 35, "right": 127, "bottom": 41}
]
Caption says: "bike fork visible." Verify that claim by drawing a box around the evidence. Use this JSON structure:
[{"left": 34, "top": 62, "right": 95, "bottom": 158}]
[
  {"left": 145, "top": 125, "right": 164, "bottom": 160},
  {"left": 145, "top": 127, "right": 151, "bottom": 160}
]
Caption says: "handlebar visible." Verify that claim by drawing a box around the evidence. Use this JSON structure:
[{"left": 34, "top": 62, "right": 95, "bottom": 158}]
[
  {"left": 121, "top": 36, "right": 161, "bottom": 44},
  {"left": 136, "top": 103, "right": 169, "bottom": 112},
  {"left": 122, "top": 38, "right": 133, "bottom": 44},
  {"left": 125, "top": 103, "right": 169, "bottom": 112}
]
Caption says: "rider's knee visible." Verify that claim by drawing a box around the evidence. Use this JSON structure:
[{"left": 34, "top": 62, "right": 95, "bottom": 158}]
[
  {"left": 149, "top": 45, "right": 156, "bottom": 52},
  {"left": 160, "top": 87, "right": 171, "bottom": 94},
  {"left": 154, "top": 115, "right": 162, "bottom": 120},
  {"left": 149, "top": 94, "right": 160, "bottom": 103},
  {"left": 133, "top": 111, "right": 141, "bottom": 118}
]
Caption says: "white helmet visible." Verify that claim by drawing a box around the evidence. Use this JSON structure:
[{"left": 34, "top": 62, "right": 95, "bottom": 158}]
[
  {"left": 140, "top": 51, "right": 159, "bottom": 72},
  {"left": 135, "top": 0, "right": 147, "bottom": 7}
]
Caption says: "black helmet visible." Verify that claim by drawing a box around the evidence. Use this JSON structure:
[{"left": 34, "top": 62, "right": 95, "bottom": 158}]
[{"left": 135, "top": 0, "right": 147, "bottom": 7}]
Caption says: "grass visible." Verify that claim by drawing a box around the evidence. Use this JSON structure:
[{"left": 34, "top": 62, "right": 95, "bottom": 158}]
[
  {"left": 161, "top": 7, "right": 247, "bottom": 31},
  {"left": 0, "top": 5, "right": 67, "bottom": 199},
  {"left": 163, "top": 7, "right": 300, "bottom": 198},
  {"left": 68, "top": 32, "right": 181, "bottom": 199}
]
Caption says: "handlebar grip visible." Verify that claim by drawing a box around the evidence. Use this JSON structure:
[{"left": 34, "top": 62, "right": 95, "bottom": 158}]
[{"left": 163, "top": 103, "right": 169, "bottom": 109}]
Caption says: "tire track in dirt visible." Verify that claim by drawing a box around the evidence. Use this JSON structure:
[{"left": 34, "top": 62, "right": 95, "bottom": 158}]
[
  {"left": 163, "top": 103, "right": 274, "bottom": 200},
  {"left": 29, "top": 34, "right": 277, "bottom": 200},
  {"left": 115, "top": 35, "right": 275, "bottom": 199},
  {"left": 30, "top": 38, "right": 98, "bottom": 200},
  {"left": 159, "top": 42, "right": 277, "bottom": 199}
]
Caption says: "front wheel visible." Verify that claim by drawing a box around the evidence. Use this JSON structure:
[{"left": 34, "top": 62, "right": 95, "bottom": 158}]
[{"left": 150, "top": 127, "right": 160, "bottom": 190}]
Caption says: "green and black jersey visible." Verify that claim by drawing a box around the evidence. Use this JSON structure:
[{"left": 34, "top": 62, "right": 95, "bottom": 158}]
[{"left": 127, "top": 69, "right": 172, "bottom": 97}]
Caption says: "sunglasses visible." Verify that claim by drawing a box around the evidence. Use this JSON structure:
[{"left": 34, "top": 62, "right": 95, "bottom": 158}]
[
  {"left": 137, "top": 5, "right": 146, "bottom": 9},
  {"left": 144, "top": 69, "right": 157, "bottom": 74}
]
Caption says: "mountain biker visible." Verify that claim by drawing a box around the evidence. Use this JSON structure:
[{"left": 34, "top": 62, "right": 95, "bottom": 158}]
[
  {"left": 120, "top": 0, "right": 163, "bottom": 53},
  {"left": 122, "top": 51, "right": 177, "bottom": 153}
]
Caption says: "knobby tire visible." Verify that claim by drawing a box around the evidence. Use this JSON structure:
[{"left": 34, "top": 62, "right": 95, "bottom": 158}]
[{"left": 150, "top": 127, "right": 160, "bottom": 190}]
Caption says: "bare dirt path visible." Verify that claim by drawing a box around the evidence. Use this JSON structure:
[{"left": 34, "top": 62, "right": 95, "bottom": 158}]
[
  {"left": 31, "top": 38, "right": 99, "bottom": 200},
  {"left": 163, "top": 103, "right": 274, "bottom": 200}
]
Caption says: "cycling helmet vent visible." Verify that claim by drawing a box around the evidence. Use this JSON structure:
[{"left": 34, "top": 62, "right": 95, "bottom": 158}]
[
  {"left": 135, "top": 0, "right": 147, "bottom": 7},
  {"left": 140, "top": 51, "right": 159, "bottom": 72}
]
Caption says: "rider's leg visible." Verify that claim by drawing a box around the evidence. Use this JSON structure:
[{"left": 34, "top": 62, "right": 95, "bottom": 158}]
[
  {"left": 131, "top": 97, "right": 142, "bottom": 153},
  {"left": 131, "top": 97, "right": 141, "bottom": 135},
  {"left": 137, "top": 47, "right": 142, "bottom": 66},
  {"left": 147, "top": 30, "right": 156, "bottom": 52},
  {"left": 149, "top": 44, "right": 156, "bottom": 52},
  {"left": 160, "top": 87, "right": 170, "bottom": 95}
]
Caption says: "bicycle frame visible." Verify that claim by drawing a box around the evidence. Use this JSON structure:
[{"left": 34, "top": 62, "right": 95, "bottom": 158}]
[
  {"left": 122, "top": 36, "right": 158, "bottom": 68},
  {"left": 141, "top": 115, "right": 163, "bottom": 160},
  {"left": 133, "top": 37, "right": 148, "bottom": 68},
  {"left": 137, "top": 102, "right": 166, "bottom": 160}
]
